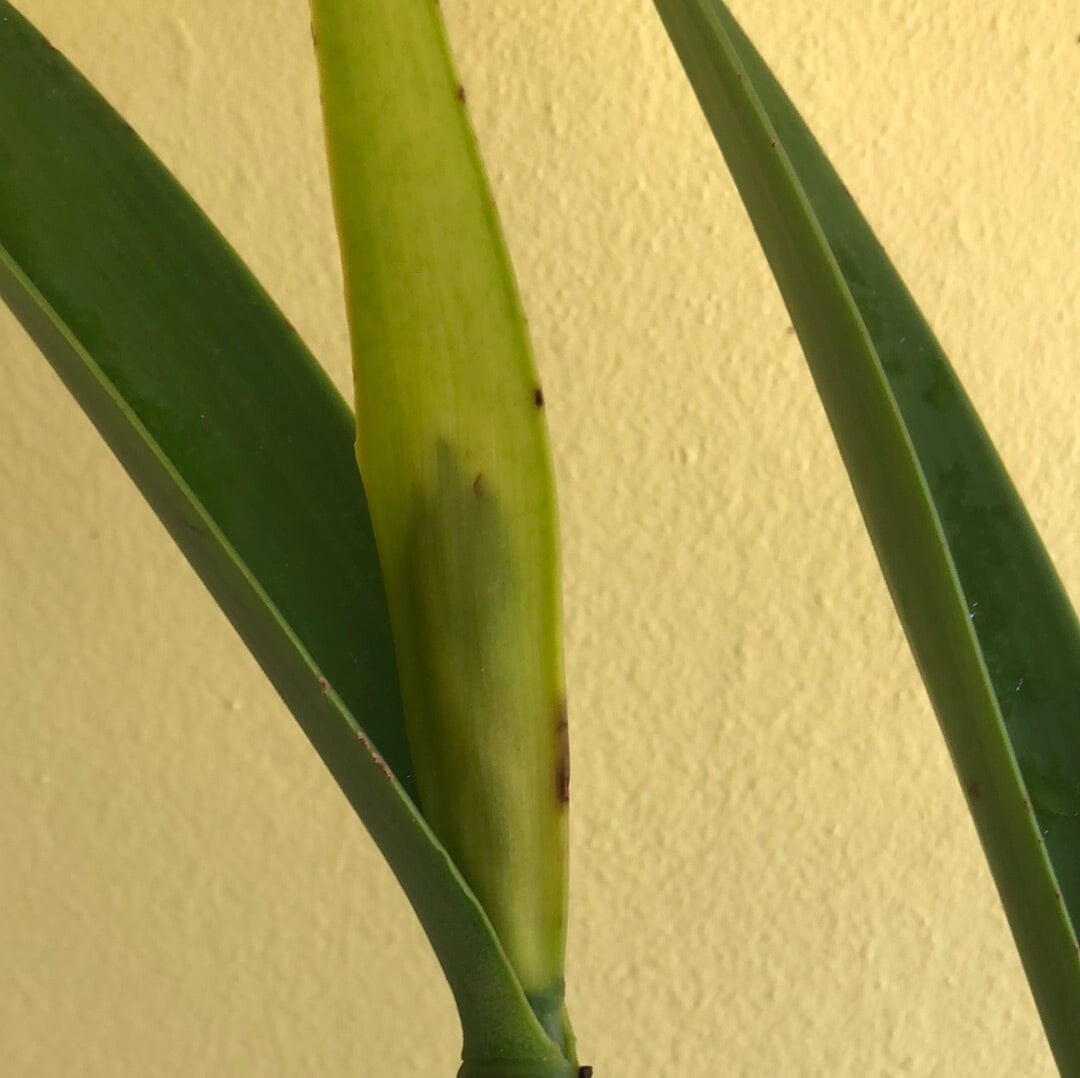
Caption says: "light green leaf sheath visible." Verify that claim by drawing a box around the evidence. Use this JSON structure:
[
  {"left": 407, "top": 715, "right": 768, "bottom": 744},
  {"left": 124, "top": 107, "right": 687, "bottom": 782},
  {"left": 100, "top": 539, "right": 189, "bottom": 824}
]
[
  {"left": 309, "top": 0, "right": 575, "bottom": 1069},
  {"left": 655, "top": 0, "right": 1080, "bottom": 1069},
  {"left": 0, "top": 3, "right": 572, "bottom": 1075}
]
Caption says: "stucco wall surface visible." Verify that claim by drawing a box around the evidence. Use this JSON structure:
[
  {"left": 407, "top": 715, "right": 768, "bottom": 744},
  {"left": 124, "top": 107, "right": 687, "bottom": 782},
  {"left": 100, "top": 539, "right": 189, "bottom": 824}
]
[{"left": 2, "top": 1, "right": 1078, "bottom": 1074}]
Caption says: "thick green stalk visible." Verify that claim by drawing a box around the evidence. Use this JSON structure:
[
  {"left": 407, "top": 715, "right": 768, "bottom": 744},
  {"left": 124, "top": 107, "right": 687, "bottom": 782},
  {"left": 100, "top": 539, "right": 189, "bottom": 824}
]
[{"left": 309, "top": 0, "right": 574, "bottom": 1062}]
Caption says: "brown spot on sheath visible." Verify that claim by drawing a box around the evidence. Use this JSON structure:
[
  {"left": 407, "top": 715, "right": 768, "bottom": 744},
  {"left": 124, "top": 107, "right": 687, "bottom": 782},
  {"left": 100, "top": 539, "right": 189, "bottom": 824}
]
[
  {"left": 456, "top": 83, "right": 467, "bottom": 103},
  {"left": 555, "top": 699, "right": 570, "bottom": 804},
  {"left": 533, "top": 387, "right": 545, "bottom": 408},
  {"left": 357, "top": 729, "right": 393, "bottom": 782}
]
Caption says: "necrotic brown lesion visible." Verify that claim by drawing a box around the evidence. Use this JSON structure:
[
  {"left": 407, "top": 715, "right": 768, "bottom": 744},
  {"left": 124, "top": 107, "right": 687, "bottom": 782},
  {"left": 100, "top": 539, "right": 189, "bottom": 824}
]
[{"left": 555, "top": 698, "right": 570, "bottom": 804}]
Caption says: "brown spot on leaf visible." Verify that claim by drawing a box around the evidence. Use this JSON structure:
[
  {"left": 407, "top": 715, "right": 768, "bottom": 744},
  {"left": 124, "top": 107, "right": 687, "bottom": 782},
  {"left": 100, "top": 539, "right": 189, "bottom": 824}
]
[
  {"left": 357, "top": 729, "right": 393, "bottom": 781},
  {"left": 456, "top": 83, "right": 466, "bottom": 103},
  {"left": 579, "top": 1068, "right": 594, "bottom": 1078},
  {"left": 555, "top": 698, "right": 570, "bottom": 804},
  {"left": 534, "top": 387, "right": 545, "bottom": 408},
  {"left": 473, "top": 472, "right": 484, "bottom": 498},
  {"left": 317, "top": 675, "right": 329, "bottom": 693},
  {"left": 966, "top": 781, "right": 980, "bottom": 801}
]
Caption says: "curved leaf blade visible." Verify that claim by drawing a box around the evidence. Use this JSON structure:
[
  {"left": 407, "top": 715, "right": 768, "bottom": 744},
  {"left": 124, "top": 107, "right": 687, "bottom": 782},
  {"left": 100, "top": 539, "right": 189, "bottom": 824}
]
[
  {"left": 0, "top": 3, "right": 564, "bottom": 1070},
  {"left": 654, "top": 0, "right": 1080, "bottom": 1066}
]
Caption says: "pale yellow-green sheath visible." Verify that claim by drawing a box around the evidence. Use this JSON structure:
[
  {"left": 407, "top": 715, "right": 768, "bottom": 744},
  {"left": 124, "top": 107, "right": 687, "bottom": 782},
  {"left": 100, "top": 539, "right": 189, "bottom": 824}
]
[{"left": 310, "top": 0, "right": 570, "bottom": 1045}]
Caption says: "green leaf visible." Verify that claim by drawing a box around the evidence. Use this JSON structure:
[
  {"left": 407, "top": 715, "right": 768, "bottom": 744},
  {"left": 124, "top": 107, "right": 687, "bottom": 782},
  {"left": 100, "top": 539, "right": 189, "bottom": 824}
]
[
  {"left": 308, "top": 3, "right": 575, "bottom": 1066},
  {"left": 653, "top": 0, "right": 1080, "bottom": 1068},
  {"left": 0, "top": 3, "right": 568, "bottom": 1073}
]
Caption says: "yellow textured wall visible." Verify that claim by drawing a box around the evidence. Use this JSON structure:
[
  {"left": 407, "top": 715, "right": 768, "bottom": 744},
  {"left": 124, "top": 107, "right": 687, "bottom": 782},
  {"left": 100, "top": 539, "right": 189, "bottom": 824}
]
[{"left": 2, "top": 1, "right": 1077, "bottom": 1074}]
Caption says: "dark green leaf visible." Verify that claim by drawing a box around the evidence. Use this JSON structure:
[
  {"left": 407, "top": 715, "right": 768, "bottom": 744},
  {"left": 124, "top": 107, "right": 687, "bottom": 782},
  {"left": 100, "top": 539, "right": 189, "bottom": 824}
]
[
  {"left": 0, "top": 2, "right": 564, "bottom": 1070},
  {"left": 654, "top": 0, "right": 1080, "bottom": 1067}
]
